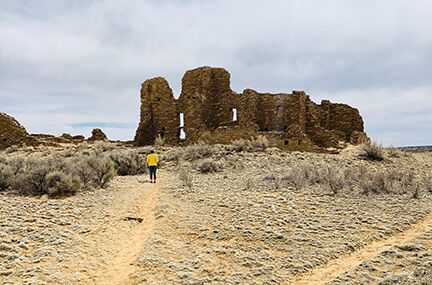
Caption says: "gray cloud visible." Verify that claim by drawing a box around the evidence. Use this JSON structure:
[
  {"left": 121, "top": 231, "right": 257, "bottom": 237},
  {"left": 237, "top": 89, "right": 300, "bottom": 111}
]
[{"left": 1, "top": 0, "right": 431, "bottom": 145}]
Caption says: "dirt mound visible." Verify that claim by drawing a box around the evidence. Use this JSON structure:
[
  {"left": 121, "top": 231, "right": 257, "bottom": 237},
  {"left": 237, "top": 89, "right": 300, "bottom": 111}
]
[{"left": 0, "top": 112, "right": 39, "bottom": 150}]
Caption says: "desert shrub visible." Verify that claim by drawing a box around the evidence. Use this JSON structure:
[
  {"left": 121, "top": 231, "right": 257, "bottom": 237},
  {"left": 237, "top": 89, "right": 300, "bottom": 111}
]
[
  {"left": 386, "top": 145, "right": 401, "bottom": 158},
  {"left": 154, "top": 134, "right": 165, "bottom": 146},
  {"left": 46, "top": 171, "right": 82, "bottom": 198},
  {"left": 412, "top": 182, "right": 420, "bottom": 199},
  {"left": 94, "top": 141, "right": 114, "bottom": 154},
  {"left": 183, "top": 143, "right": 214, "bottom": 162},
  {"left": 85, "top": 155, "right": 116, "bottom": 188},
  {"left": 244, "top": 177, "right": 255, "bottom": 191},
  {"left": 358, "top": 171, "right": 396, "bottom": 195},
  {"left": 321, "top": 167, "right": 345, "bottom": 195},
  {"left": 163, "top": 149, "right": 181, "bottom": 164},
  {"left": 6, "top": 156, "right": 25, "bottom": 175},
  {"left": 0, "top": 164, "right": 14, "bottom": 191},
  {"left": 12, "top": 159, "right": 52, "bottom": 196},
  {"left": 197, "top": 159, "right": 220, "bottom": 174},
  {"left": 77, "top": 141, "right": 89, "bottom": 152},
  {"left": 230, "top": 139, "right": 248, "bottom": 152},
  {"left": 285, "top": 168, "right": 305, "bottom": 191},
  {"left": 230, "top": 136, "right": 269, "bottom": 152},
  {"left": 422, "top": 175, "right": 432, "bottom": 194},
  {"left": 5, "top": 145, "right": 19, "bottom": 154},
  {"left": 359, "top": 141, "right": 384, "bottom": 161},
  {"left": 179, "top": 168, "right": 194, "bottom": 189},
  {"left": 265, "top": 171, "right": 282, "bottom": 190},
  {"left": 108, "top": 150, "right": 147, "bottom": 176},
  {"left": 248, "top": 135, "right": 269, "bottom": 152}
]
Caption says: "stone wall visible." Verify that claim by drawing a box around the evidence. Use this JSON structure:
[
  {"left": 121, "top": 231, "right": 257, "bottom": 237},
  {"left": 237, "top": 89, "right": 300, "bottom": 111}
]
[
  {"left": 134, "top": 66, "right": 369, "bottom": 151},
  {"left": 0, "top": 113, "right": 39, "bottom": 150}
]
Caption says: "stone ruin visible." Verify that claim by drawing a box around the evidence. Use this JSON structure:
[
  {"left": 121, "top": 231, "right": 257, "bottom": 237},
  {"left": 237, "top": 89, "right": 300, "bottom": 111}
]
[
  {"left": 0, "top": 112, "right": 108, "bottom": 150},
  {"left": 134, "top": 66, "right": 369, "bottom": 151},
  {"left": 88, "top": 128, "right": 108, "bottom": 141},
  {"left": 0, "top": 112, "right": 39, "bottom": 150}
]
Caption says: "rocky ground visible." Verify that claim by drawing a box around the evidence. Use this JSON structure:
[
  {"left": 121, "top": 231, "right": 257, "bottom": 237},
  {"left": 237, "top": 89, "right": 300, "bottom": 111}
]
[
  {"left": 1, "top": 144, "right": 432, "bottom": 284},
  {"left": 0, "top": 174, "right": 152, "bottom": 285},
  {"left": 130, "top": 148, "right": 432, "bottom": 284}
]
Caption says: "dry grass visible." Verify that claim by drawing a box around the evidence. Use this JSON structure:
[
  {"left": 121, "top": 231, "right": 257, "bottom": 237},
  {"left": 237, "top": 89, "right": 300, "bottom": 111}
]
[
  {"left": 154, "top": 134, "right": 165, "bottom": 146},
  {"left": 230, "top": 135, "right": 269, "bottom": 152},
  {"left": 178, "top": 167, "right": 194, "bottom": 189},
  {"left": 359, "top": 141, "right": 384, "bottom": 161},
  {"left": 196, "top": 159, "right": 220, "bottom": 174}
]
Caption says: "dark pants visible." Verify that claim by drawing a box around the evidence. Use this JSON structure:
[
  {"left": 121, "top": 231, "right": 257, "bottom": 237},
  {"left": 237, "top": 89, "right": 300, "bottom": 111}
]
[{"left": 149, "top": 166, "right": 157, "bottom": 180}]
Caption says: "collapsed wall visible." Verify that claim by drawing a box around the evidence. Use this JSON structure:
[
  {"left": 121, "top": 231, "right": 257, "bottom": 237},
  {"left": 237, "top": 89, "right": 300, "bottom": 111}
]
[
  {"left": 0, "top": 112, "right": 39, "bottom": 150},
  {"left": 134, "top": 66, "right": 369, "bottom": 151}
]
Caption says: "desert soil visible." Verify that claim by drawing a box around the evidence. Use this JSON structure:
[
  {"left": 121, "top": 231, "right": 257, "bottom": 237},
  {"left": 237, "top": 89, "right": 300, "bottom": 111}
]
[{"left": 1, "top": 147, "right": 432, "bottom": 284}]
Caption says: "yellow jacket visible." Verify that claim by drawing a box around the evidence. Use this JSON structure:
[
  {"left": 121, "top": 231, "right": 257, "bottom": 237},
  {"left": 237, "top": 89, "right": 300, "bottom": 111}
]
[{"left": 147, "top": 153, "right": 159, "bottom": 166}]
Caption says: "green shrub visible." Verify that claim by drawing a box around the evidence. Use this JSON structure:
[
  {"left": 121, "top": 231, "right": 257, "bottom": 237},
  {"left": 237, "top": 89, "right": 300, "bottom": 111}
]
[
  {"left": 359, "top": 141, "right": 384, "bottom": 161},
  {"left": 46, "top": 171, "right": 82, "bottom": 198},
  {"left": 0, "top": 164, "right": 13, "bottom": 191},
  {"left": 108, "top": 150, "right": 147, "bottom": 176}
]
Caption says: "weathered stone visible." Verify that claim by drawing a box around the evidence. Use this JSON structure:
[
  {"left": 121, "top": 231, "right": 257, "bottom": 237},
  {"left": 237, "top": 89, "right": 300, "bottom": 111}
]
[
  {"left": 0, "top": 112, "right": 39, "bottom": 150},
  {"left": 88, "top": 128, "right": 108, "bottom": 141},
  {"left": 134, "top": 66, "right": 369, "bottom": 151}
]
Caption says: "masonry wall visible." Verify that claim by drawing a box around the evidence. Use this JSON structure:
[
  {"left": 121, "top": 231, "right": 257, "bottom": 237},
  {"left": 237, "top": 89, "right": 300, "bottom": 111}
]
[{"left": 134, "top": 66, "right": 369, "bottom": 151}]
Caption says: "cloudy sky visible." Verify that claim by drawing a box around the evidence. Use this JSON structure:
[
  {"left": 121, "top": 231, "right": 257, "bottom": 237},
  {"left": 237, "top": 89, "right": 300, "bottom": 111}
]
[{"left": 1, "top": 0, "right": 431, "bottom": 146}]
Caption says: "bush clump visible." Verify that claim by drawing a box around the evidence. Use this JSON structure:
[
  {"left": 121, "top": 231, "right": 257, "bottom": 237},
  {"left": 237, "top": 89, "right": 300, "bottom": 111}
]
[
  {"left": 108, "top": 150, "right": 147, "bottom": 176},
  {"left": 183, "top": 143, "right": 214, "bottom": 162},
  {"left": 197, "top": 159, "right": 220, "bottom": 174},
  {"left": 179, "top": 168, "right": 194, "bottom": 189},
  {"left": 46, "top": 171, "right": 82, "bottom": 198},
  {"left": 0, "top": 164, "right": 13, "bottom": 191},
  {"left": 85, "top": 156, "right": 116, "bottom": 188},
  {"left": 359, "top": 141, "right": 384, "bottom": 161},
  {"left": 230, "top": 135, "right": 269, "bottom": 152}
]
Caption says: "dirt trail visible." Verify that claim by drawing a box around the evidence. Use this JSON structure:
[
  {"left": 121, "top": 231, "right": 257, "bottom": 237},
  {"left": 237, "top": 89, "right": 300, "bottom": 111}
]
[
  {"left": 290, "top": 210, "right": 432, "bottom": 284},
  {"left": 94, "top": 179, "right": 161, "bottom": 285}
]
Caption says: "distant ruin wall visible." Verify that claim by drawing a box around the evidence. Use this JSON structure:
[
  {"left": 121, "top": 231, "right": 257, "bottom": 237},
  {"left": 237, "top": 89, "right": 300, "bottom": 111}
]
[
  {"left": 0, "top": 112, "right": 39, "bottom": 150},
  {"left": 134, "top": 66, "right": 369, "bottom": 151}
]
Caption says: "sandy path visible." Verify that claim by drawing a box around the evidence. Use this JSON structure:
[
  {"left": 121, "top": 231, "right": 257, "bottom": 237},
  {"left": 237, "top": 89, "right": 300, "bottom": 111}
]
[
  {"left": 94, "top": 179, "right": 161, "bottom": 285},
  {"left": 290, "top": 210, "right": 432, "bottom": 284}
]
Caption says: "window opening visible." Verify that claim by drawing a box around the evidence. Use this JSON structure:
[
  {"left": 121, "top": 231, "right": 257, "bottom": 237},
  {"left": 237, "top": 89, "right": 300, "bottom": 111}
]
[
  {"left": 232, "top": 108, "right": 237, "bottom": 121},
  {"left": 179, "top": 113, "right": 186, "bottom": 139},
  {"left": 284, "top": 140, "right": 289, "bottom": 145}
]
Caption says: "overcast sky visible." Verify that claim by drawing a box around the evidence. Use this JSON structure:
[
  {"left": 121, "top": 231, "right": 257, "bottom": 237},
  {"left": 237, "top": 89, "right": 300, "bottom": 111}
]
[{"left": 1, "top": 0, "right": 431, "bottom": 146}]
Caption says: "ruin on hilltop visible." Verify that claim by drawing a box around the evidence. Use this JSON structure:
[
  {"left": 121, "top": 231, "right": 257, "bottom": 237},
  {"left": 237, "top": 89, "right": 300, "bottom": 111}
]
[{"left": 134, "top": 66, "right": 369, "bottom": 151}]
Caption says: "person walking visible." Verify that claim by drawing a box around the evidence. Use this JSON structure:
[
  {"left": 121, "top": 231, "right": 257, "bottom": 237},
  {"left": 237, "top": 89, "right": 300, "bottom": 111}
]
[{"left": 147, "top": 149, "right": 159, "bottom": 183}]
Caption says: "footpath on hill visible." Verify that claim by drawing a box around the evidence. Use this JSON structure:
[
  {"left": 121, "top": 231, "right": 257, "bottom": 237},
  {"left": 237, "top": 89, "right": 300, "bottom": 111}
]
[
  {"left": 0, "top": 171, "right": 162, "bottom": 285},
  {"left": 290, "top": 209, "right": 432, "bottom": 284},
  {"left": 94, "top": 176, "right": 161, "bottom": 285}
]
